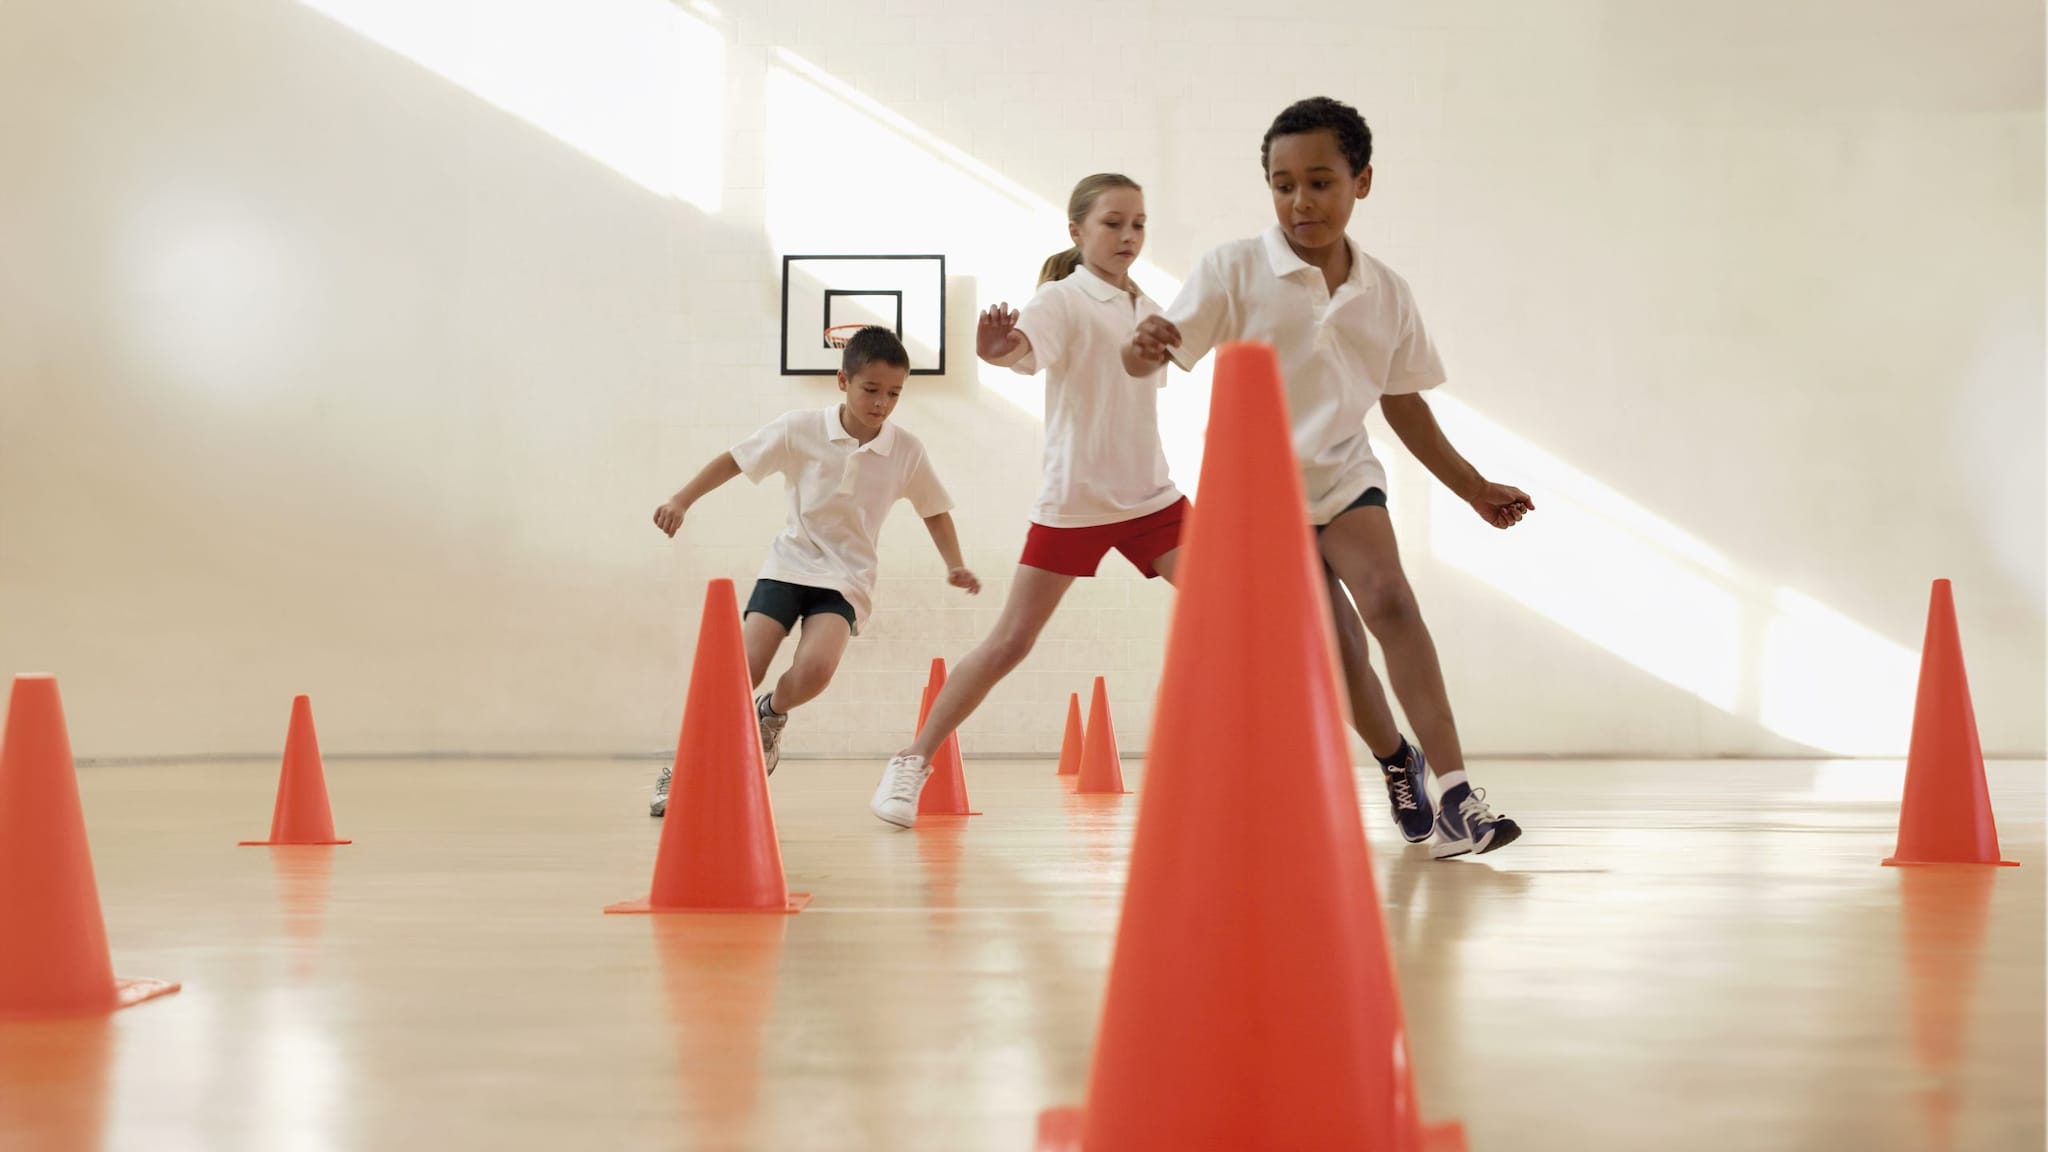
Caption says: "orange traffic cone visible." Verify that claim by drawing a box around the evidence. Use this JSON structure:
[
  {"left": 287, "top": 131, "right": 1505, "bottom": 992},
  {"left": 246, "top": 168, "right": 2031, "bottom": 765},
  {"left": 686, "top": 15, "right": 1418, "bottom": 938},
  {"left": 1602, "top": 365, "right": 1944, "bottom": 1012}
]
[
  {"left": 240, "top": 696, "right": 350, "bottom": 846},
  {"left": 1884, "top": 580, "right": 2017, "bottom": 867},
  {"left": 916, "top": 658, "right": 979, "bottom": 817},
  {"left": 0, "top": 674, "right": 180, "bottom": 1019},
  {"left": 1076, "top": 677, "right": 1128, "bottom": 795},
  {"left": 607, "top": 580, "right": 809, "bottom": 914},
  {"left": 1038, "top": 343, "right": 1463, "bottom": 1151},
  {"left": 1056, "top": 693, "right": 1084, "bottom": 778}
]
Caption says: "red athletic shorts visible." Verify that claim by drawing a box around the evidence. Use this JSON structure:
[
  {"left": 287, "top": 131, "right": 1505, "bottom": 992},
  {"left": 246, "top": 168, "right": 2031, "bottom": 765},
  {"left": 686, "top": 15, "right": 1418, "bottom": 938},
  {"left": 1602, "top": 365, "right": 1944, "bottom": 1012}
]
[{"left": 1020, "top": 498, "right": 1189, "bottom": 579}]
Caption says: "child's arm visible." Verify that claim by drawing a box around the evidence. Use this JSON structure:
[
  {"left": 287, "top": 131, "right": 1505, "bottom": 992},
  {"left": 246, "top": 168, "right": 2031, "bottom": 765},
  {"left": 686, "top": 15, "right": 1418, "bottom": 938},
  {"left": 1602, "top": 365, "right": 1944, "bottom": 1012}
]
[
  {"left": 921, "top": 512, "right": 982, "bottom": 595},
  {"left": 652, "top": 452, "right": 744, "bottom": 537},
  {"left": 978, "top": 304, "right": 1033, "bottom": 368},
  {"left": 1124, "top": 316, "right": 1180, "bottom": 376},
  {"left": 1126, "top": 249, "right": 1231, "bottom": 376},
  {"left": 1381, "top": 394, "right": 1533, "bottom": 530}
]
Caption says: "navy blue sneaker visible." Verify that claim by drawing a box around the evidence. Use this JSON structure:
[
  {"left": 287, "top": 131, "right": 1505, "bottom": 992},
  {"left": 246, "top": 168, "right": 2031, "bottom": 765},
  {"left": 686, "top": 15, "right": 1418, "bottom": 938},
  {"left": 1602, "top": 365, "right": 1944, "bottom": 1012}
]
[
  {"left": 1431, "top": 781, "right": 1521, "bottom": 859},
  {"left": 1381, "top": 745, "right": 1436, "bottom": 844}
]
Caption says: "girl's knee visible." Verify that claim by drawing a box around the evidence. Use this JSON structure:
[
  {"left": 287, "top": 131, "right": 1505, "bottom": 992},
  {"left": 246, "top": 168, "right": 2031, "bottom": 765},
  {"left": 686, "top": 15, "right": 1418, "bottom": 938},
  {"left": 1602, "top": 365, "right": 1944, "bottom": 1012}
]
[{"left": 985, "top": 628, "right": 1038, "bottom": 672}]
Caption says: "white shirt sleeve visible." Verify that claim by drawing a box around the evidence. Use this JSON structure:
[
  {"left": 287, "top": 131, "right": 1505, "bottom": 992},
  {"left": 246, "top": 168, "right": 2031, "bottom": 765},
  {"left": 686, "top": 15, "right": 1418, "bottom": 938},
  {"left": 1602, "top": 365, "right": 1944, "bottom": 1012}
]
[
  {"left": 1162, "top": 248, "right": 1236, "bottom": 372},
  {"left": 1010, "top": 282, "right": 1069, "bottom": 376},
  {"left": 728, "top": 414, "right": 792, "bottom": 482},
  {"left": 901, "top": 445, "right": 955, "bottom": 519},
  {"left": 1385, "top": 285, "right": 1447, "bottom": 395}
]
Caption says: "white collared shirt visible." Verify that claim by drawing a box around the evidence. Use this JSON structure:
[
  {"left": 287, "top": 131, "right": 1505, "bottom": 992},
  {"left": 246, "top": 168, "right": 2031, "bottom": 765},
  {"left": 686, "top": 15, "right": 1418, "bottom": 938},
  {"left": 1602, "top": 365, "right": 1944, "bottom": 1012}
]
[
  {"left": 1011, "top": 264, "right": 1183, "bottom": 528},
  {"left": 728, "top": 406, "right": 953, "bottom": 626},
  {"left": 1164, "top": 226, "right": 1446, "bottom": 524}
]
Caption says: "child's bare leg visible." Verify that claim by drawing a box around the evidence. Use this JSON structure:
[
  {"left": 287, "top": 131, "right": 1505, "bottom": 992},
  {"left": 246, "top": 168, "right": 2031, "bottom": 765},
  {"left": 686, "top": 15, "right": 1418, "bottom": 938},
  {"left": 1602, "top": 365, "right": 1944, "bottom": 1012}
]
[
  {"left": 905, "top": 565, "right": 1074, "bottom": 759},
  {"left": 742, "top": 613, "right": 790, "bottom": 691},
  {"left": 1317, "top": 507, "right": 1465, "bottom": 781},
  {"left": 1324, "top": 566, "right": 1403, "bottom": 758},
  {"left": 769, "top": 614, "right": 851, "bottom": 713}
]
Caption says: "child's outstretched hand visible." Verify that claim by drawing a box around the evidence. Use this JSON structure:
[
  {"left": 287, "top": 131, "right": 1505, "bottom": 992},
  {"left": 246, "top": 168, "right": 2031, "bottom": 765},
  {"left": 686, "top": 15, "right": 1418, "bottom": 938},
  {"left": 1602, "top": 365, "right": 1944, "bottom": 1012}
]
[
  {"left": 977, "top": 305, "right": 1024, "bottom": 362},
  {"left": 1127, "top": 315, "right": 1181, "bottom": 366},
  {"left": 1469, "top": 483, "right": 1533, "bottom": 529},
  {"left": 653, "top": 498, "right": 688, "bottom": 537},
  {"left": 948, "top": 566, "right": 982, "bottom": 595}
]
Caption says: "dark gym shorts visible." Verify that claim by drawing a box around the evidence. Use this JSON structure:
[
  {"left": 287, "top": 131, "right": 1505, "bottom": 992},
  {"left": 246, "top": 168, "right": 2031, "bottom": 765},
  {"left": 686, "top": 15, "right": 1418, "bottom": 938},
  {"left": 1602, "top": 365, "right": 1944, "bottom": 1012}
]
[
  {"left": 744, "top": 578, "right": 858, "bottom": 634},
  {"left": 1314, "top": 486, "right": 1388, "bottom": 534}
]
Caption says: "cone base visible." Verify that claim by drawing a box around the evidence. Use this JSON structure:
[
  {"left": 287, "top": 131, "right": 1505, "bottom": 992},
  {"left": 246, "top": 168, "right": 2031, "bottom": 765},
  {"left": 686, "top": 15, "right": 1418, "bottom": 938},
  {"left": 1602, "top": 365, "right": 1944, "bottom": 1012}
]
[
  {"left": 604, "top": 893, "right": 811, "bottom": 915},
  {"left": 1074, "top": 785, "right": 1129, "bottom": 796},
  {"left": 114, "top": 978, "right": 182, "bottom": 1009},
  {"left": 0, "top": 978, "right": 182, "bottom": 1023},
  {"left": 1884, "top": 856, "right": 2019, "bottom": 868},
  {"left": 1035, "top": 1109, "right": 1468, "bottom": 1151},
  {"left": 918, "top": 808, "right": 983, "bottom": 817},
  {"left": 240, "top": 839, "right": 352, "bottom": 846}
]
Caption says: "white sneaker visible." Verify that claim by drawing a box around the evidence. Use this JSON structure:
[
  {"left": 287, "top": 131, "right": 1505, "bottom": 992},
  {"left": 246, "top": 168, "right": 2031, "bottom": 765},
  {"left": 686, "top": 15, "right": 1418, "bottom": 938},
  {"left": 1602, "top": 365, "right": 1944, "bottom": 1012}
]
[{"left": 869, "top": 754, "right": 931, "bottom": 828}]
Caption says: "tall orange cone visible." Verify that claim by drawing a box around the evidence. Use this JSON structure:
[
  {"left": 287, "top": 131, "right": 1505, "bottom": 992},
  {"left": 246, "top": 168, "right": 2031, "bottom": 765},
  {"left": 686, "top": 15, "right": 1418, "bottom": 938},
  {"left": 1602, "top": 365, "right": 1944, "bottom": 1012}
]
[
  {"left": 1075, "top": 677, "right": 1128, "bottom": 795},
  {"left": 1038, "top": 343, "right": 1463, "bottom": 1150},
  {"left": 1884, "top": 580, "right": 2017, "bottom": 867},
  {"left": 1056, "top": 693, "right": 1084, "bottom": 778},
  {"left": 240, "top": 695, "right": 350, "bottom": 846},
  {"left": 916, "top": 658, "right": 980, "bottom": 817},
  {"left": 0, "top": 674, "right": 180, "bottom": 1018},
  {"left": 608, "top": 580, "right": 809, "bottom": 914}
]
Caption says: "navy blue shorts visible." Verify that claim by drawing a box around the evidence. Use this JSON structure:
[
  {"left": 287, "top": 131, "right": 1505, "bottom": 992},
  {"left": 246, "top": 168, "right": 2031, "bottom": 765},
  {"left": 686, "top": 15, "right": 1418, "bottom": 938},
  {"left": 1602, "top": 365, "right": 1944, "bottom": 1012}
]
[
  {"left": 1314, "top": 486, "right": 1388, "bottom": 534},
  {"left": 744, "top": 578, "right": 858, "bottom": 634}
]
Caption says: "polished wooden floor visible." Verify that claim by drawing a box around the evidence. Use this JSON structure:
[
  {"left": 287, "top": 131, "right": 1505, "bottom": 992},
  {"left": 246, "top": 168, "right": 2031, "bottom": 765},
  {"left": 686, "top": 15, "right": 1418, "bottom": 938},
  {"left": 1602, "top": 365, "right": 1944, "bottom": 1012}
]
[{"left": 2, "top": 758, "right": 2041, "bottom": 1151}]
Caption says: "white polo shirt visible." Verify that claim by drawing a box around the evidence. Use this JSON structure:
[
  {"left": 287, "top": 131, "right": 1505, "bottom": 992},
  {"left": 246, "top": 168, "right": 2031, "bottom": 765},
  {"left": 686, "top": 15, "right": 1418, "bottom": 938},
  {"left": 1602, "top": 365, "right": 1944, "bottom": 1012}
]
[
  {"left": 1164, "top": 226, "right": 1446, "bottom": 524},
  {"left": 728, "top": 406, "right": 954, "bottom": 627},
  {"left": 1011, "top": 265, "right": 1183, "bottom": 528}
]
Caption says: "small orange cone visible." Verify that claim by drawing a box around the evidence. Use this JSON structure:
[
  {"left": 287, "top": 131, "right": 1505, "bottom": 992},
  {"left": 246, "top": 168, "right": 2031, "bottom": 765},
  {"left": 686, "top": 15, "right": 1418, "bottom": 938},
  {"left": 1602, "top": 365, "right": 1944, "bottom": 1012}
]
[
  {"left": 240, "top": 696, "right": 350, "bottom": 847},
  {"left": 1056, "top": 693, "right": 1084, "bottom": 778},
  {"left": 1038, "top": 343, "right": 1462, "bottom": 1150},
  {"left": 1884, "top": 580, "right": 2016, "bottom": 867},
  {"left": 608, "top": 580, "right": 808, "bottom": 914},
  {"left": 916, "top": 658, "right": 980, "bottom": 817},
  {"left": 0, "top": 674, "right": 180, "bottom": 1019},
  {"left": 1075, "top": 677, "right": 1128, "bottom": 795}
]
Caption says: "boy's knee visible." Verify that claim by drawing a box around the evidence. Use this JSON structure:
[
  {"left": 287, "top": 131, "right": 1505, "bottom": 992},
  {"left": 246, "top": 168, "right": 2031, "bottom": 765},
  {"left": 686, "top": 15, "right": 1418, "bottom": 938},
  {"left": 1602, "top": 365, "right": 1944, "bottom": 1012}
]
[
  {"left": 789, "top": 658, "right": 836, "bottom": 693},
  {"left": 1354, "top": 580, "right": 1419, "bottom": 631}
]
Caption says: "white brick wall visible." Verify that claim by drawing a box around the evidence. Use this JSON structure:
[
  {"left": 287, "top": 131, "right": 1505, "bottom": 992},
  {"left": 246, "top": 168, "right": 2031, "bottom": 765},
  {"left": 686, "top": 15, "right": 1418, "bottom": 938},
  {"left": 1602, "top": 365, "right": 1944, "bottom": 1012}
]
[{"left": 2, "top": 0, "right": 2040, "bottom": 759}]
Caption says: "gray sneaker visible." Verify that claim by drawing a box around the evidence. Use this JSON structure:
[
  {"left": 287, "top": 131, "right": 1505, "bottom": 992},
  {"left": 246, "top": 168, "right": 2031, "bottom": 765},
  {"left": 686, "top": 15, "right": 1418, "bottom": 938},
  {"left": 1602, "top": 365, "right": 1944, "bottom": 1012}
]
[
  {"left": 650, "top": 763, "right": 671, "bottom": 818},
  {"left": 756, "top": 694, "right": 787, "bottom": 775}
]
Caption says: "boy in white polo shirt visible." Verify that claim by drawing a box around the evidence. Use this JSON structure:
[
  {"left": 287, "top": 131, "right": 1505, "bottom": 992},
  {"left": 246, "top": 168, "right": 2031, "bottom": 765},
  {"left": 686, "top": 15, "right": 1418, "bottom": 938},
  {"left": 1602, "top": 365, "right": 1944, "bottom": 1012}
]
[
  {"left": 648, "top": 326, "right": 980, "bottom": 816},
  {"left": 1129, "top": 97, "right": 1530, "bottom": 859}
]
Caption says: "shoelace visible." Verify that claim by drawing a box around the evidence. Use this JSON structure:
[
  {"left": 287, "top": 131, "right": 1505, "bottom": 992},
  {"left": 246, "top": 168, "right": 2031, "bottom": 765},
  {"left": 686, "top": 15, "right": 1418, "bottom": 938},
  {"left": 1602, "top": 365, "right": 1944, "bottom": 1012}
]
[
  {"left": 1458, "top": 787, "right": 1498, "bottom": 826},
  {"left": 887, "top": 759, "right": 927, "bottom": 804},
  {"left": 1385, "top": 770, "right": 1419, "bottom": 812}
]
